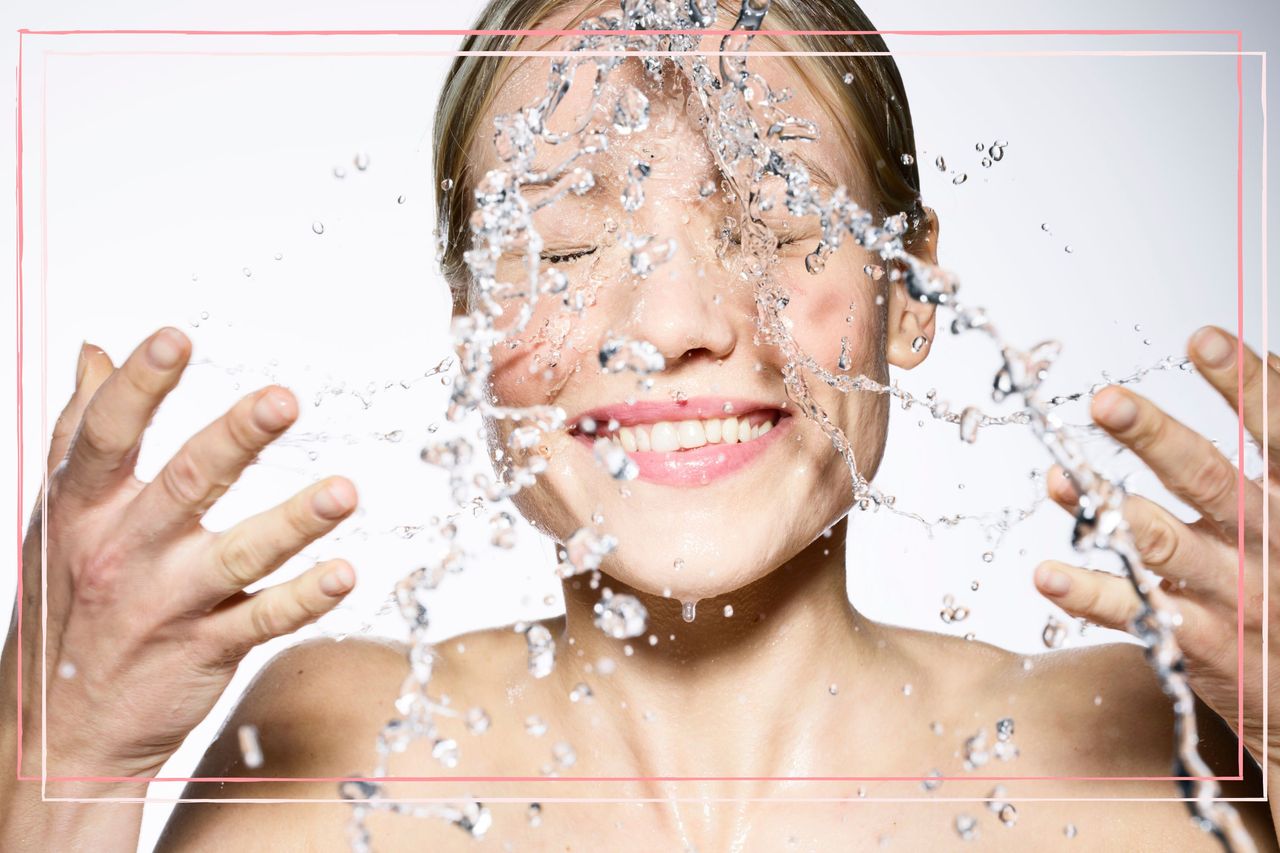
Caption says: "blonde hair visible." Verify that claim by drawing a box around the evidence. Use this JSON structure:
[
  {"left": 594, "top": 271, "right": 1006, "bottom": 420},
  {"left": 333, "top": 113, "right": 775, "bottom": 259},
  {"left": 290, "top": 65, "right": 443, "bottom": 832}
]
[{"left": 432, "top": 0, "right": 923, "bottom": 312}]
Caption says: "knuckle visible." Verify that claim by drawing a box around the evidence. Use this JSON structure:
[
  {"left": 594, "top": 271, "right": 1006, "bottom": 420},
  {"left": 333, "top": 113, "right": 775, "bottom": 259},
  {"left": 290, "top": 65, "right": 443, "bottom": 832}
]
[
  {"left": 74, "top": 539, "right": 130, "bottom": 608},
  {"left": 159, "top": 449, "right": 209, "bottom": 508},
  {"left": 1128, "top": 410, "right": 1166, "bottom": 454},
  {"left": 1182, "top": 453, "right": 1237, "bottom": 511},
  {"left": 77, "top": 409, "right": 126, "bottom": 458},
  {"left": 1135, "top": 515, "right": 1179, "bottom": 568},
  {"left": 283, "top": 493, "right": 321, "bottom": 539},
  {"left": 217, "top": 530, "right": 265, "bottom": 588},
  {"left": 249, "top": 595, "right": 292, "bottom": 643},
  {"left": 223, "top": 406, "right": 264, "bottom": 457}
]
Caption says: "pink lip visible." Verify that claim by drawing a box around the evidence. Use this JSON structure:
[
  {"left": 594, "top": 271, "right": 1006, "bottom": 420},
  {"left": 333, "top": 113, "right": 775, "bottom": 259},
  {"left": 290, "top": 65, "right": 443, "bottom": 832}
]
[
  {"left": 569, "top": 396, "right": 783, "bottom": 429},
  {"left": 569, "top": 397, "right": 793, "bottom": 487}
]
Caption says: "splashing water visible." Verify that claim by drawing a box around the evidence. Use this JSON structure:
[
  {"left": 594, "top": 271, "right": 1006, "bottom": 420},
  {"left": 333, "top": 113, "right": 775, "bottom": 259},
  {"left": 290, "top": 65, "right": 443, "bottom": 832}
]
[{"left": 343, "top": 2, "right": 1252, "bottom": 849}]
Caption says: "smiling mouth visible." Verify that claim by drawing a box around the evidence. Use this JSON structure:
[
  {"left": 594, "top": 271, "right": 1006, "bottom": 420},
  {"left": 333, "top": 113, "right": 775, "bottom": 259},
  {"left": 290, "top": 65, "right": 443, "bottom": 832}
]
[{"left": 572, "top": 409, "right": 785, "bottom": 453}]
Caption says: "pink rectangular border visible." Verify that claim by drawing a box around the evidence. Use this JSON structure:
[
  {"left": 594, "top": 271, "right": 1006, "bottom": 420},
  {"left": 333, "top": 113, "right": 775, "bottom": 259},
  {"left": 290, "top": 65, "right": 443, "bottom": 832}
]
[{"left": 12, "top": 27, "right": 1261, "bottom": 797}]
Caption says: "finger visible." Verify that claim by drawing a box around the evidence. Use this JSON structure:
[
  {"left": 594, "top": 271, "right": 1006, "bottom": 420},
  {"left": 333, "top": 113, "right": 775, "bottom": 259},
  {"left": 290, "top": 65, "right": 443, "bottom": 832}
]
[
  {"left": 1034, "top": 560, "right": 1143, "bottom": 632},
  {"left": 1089, "top": 385, "right": 1262, "bottom": 534},
  {"left": 218, "top": 558, "right": 356, "bottom": 654},
  {"left": 1187, "top": 326, "right": 1280, "bottom": 472},
  {"left": 46, "top": 343, "right": 114, "bottom": 479},
  {"left": 62, "top": 327, "right": 191, "bottom": 503},
  {"left": 204, "top": 477, "right": 357, "bottom": 601},
  {"left": 1046, "top": 466, "right": 1235, "bottom": 600},
  {"left": 126, "top": 385, "right": 299, "bottom": 538}
]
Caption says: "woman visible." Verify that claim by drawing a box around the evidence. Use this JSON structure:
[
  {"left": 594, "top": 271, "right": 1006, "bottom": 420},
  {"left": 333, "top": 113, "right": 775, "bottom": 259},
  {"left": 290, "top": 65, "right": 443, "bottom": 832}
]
[{"left": 3, "top": 0, "right": 1276, "bottom": 849}]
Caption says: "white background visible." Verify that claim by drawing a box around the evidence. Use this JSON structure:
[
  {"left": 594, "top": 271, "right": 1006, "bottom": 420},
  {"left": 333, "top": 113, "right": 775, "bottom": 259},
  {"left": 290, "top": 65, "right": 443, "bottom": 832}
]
[{"left": 0, "top": 2, "right": 1275, "bottom": 851}]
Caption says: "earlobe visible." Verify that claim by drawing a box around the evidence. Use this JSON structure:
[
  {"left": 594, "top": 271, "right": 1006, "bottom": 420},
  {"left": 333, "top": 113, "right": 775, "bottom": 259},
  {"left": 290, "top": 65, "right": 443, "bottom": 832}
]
[{"left": 885, "top": 205, "right": 940, "bottom": 370}]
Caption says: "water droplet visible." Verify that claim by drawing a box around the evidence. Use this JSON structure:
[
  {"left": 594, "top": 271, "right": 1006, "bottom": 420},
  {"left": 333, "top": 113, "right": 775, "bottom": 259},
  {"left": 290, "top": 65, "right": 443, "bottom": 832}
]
[
  {"left": 238, "top": 724, "right": 264, "bottom": 769},
  {"left": 902, "top": 683, "right": 913, "bottom": 696},
  {"left": 551, "top": 740, "right": 577, "bottom": 769},
  {"left": 959, "top": 406, "right": 981, "bottom": 443},
  {"left": 723, "top": 604, "right": 734, "bottom": 618},
  {"left": 829, "top": 683, "right": 839, "bottom": 696},
  {"left": 311, "top": 220, "right": 325, "bottom": 235},
  {"left": 612, "top": 86, "right": 650, "bottom": 135},
  {"left": 441, "top": 178, "right": 454, "bottom": 191},
  {"left": 975, "top": 142, "right": 986, "bottom": 152},
  {"left": 952, "top": 172, "right": 968, "bottom": 185},
  {"left": 681, "top": 600, "right": 697, "bottom": 622},
  {"left": 842, "top": 72, "right": 854, "bottom": 84},
  {"left": 1064, "top": 823, "right": 1078, "bottom": 839},
  {"left": 524, "top": 624, "right": 555, "bottom": 678},
  {"left": 910, "top": 335, "right": 927, "bottom": 353},
  {"left": 593, "top": 590, "right": 648, "bottom": 639},
  {"left": 990, "top": 144, "right": 1005, "bottom": 161},
  {"left": 1064, "top": 244, "right": 1074, "bottom": 253},
  {"left": 333, "top": 165, "right": 347, "bottom": 179},
  {"left": 569, "top": 682, "right": 593, "bottom": 703},
  {"left": 242, "top": 267, "right": 252, "bottom": 277},
  {"left": 980, "top": 157, "right": 992, "bottom": 168},
  {"left": 1042, "top": 615, "right": 1066, "bottom": 649},
  {"left": 489, "top": 512, "right": 517, "bottom": 548},
  {"left": 982, "top": 551, "right": 994, "bottom": 563},
  {"left": 56, "top": 660, "right": 76, "bottom": 679},
  {"left": 466, "top": 706, "right": 491, "bottom": 734},
  {"left": 524, "top": 715, "right": 548, "bottom": 737},
  {"left": 921, "top": 768, "right": 943, "bottom": 791},
  {"left": 900, "top": 153, "right": 914, "bottom": 165},
  {"left": 396, "top": 194, "right": 407, "bottom": 204},
  {"left": 354, "top": 152, "right": 370, "bottom": 171},
  {"left": 935, "top": 155, "right": 946, "bottom": 171},
  {"left": 527, "top": 803, "right": 543, "bottom": 827}
]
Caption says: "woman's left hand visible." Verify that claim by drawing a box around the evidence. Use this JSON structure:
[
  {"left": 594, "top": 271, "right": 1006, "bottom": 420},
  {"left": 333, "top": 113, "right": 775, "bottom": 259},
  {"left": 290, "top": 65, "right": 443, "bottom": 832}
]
[{"left": 1033, "top": 325, "right": 1277, "bottom": 768}]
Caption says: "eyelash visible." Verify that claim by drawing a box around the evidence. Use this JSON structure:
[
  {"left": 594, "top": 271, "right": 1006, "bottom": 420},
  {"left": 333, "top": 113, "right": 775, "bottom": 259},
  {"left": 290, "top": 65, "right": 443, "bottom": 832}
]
[{"left": 541, "top": 247, "right": 597, "bottom": 264}]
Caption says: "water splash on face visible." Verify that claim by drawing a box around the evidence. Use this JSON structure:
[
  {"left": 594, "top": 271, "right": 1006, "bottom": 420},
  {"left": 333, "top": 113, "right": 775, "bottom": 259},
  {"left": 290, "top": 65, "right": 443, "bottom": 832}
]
[{"left": 343, "top": 2, "right": 1251, "bottom": 849}]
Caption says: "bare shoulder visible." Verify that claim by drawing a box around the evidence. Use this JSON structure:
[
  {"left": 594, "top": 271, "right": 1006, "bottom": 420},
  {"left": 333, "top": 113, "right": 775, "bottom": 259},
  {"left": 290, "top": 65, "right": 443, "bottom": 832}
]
[{"left": 156, "top": 627, "right": 531, "bottom": 852}]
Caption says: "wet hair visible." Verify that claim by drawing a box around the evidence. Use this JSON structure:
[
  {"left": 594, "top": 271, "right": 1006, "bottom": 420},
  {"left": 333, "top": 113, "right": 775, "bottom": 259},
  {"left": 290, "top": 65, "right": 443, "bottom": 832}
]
[{"left": 432, "top": 0, "right": 924, "bottom": 312}]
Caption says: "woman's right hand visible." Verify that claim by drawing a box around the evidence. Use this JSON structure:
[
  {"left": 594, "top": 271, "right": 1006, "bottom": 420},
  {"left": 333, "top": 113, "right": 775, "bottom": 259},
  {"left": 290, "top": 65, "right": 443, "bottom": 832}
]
[{"left": 2, "top": 326, "right": 358, "bottom": 782}]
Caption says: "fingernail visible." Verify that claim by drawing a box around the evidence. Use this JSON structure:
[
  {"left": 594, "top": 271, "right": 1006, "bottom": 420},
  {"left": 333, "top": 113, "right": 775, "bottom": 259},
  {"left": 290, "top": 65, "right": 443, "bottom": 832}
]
[
  {"left": 146, "top": 327, "right": 186, "bottom": 370},
  {"left": 312, "top": 479, "right": 356, "bottom": 519},
  {"left": 319, "top": 563, "right": 354, "bottom": 596},
  {"left": 1192, "top": 326, "right": 1234, "bottom": 368},
  {"left": 75, "top": 341, "right": 89, "bottom": 386},
  {"left": 1093, "top": 389, "right": 1137, "bottom": 431},
  {"left": 1035, "top": 563, "right": 1072, "bottom": 596},
  {"left": 252, "top": 388, "right": 295, "bottom": 431}
]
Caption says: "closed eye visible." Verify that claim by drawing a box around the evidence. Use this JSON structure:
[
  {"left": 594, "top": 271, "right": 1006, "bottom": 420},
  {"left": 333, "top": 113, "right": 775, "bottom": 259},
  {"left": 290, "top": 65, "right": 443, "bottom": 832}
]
[{"left": 540, "top": 247, "right": 597, "bottom": 264}]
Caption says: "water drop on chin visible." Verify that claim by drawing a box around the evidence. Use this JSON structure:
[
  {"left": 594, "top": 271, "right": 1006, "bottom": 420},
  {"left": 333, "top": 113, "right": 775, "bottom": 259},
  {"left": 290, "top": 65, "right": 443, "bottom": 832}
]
[
  {"left": 681, "top": 600, "right": 697, "bottom": 623},
  {"left": 312, "top": 220, "right": 325, "bottom": 235}
]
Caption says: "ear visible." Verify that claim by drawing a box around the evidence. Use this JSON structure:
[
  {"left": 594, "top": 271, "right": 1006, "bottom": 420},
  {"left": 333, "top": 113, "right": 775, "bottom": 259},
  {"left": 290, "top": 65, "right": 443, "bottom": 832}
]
[{"left": 885, "top": 206, "right": 940, "bottom": 370}]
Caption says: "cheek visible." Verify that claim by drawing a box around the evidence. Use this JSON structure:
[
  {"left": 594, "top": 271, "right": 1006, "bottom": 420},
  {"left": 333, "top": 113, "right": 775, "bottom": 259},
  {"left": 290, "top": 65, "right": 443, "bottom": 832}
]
[{"left": 779, "top": 258, "right": 883, "bottom": 374}]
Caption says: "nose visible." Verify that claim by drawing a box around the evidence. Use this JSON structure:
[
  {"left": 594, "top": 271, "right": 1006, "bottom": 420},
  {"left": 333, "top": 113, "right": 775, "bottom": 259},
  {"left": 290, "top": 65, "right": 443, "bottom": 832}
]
[{"left": 621, "top": 208, "right": 740, "bottom": 368}]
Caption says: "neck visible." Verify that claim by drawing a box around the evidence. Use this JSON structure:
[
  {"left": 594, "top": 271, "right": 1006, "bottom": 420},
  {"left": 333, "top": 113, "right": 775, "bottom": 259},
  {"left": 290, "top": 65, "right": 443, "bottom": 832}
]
[{"left": 553, "top": 514, "right": 887, "bottom": 779}]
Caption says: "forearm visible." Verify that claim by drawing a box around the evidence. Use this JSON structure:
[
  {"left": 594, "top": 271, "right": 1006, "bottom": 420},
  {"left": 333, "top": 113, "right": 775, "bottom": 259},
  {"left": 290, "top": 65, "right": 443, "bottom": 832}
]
[
  {"left": 1, "top": 772, "right": 148, "bottom": 853},
  {"left": 1, "top": 626, "right": 147, "bottom": 853}
]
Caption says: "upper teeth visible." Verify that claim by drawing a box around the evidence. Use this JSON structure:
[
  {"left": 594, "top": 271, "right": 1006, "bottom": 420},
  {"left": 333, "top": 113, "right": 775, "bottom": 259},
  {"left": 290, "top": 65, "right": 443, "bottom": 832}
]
[{"left": 600, "top": 416, "right": 775, "bottom": 453}]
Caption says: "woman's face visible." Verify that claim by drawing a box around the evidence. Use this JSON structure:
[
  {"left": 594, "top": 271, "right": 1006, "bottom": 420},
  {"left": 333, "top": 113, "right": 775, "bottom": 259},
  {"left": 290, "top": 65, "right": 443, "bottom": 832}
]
[{"left": 464, "top": 46, "right": 935, "bottom": 604}]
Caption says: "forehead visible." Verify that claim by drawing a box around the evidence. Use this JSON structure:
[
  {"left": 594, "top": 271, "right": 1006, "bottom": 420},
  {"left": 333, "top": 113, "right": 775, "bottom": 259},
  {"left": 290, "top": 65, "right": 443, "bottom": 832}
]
[{"left": 472, "top": 31, "right": 858, "bottom": 195}]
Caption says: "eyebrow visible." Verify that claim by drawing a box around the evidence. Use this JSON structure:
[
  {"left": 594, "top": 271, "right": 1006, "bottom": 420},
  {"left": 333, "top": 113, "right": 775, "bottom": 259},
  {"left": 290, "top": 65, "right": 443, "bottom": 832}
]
[{"left": 786, "top": 151, "right": 841, "bottom": 193}]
